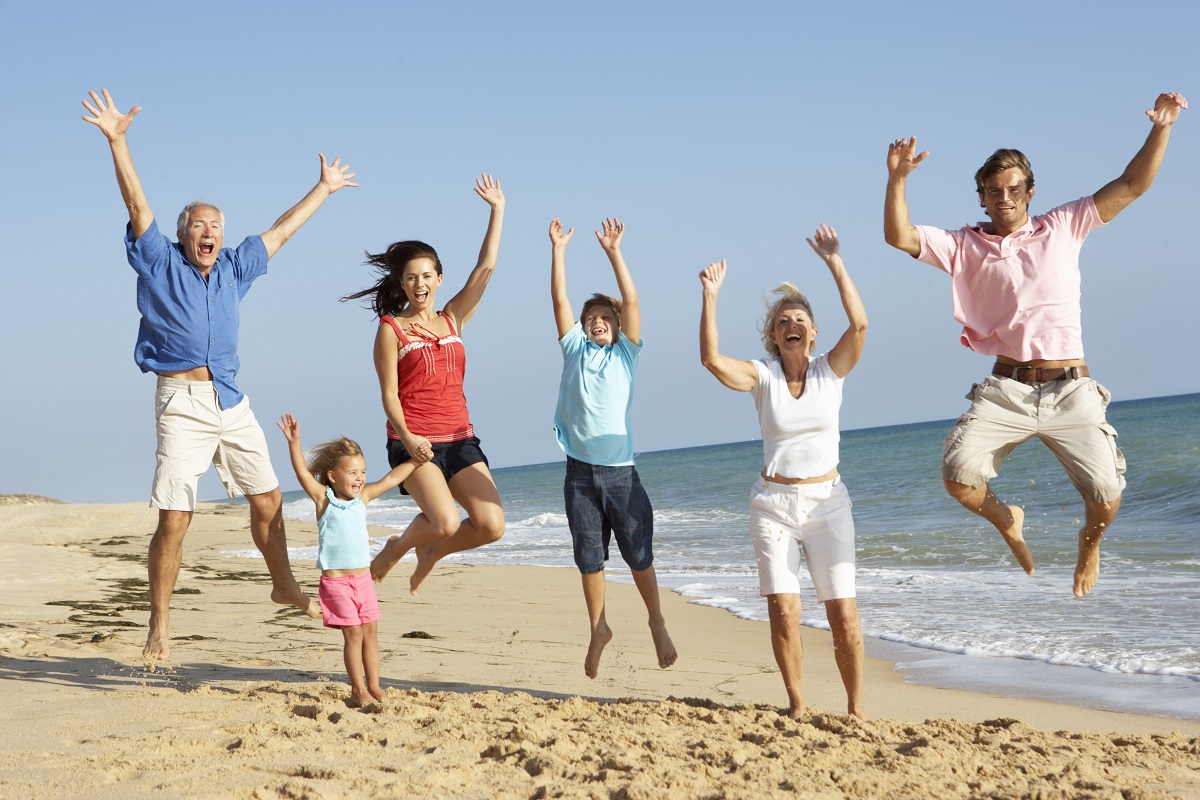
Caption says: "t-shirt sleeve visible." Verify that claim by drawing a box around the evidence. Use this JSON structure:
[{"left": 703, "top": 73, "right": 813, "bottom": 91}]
[
  {"left": 915, "top": 225, "right": 959, "bottom": 275},
  {"left": 125, "top": 218, "right": 171, "bottom": 277},
  {"left": 230, "top": 235, "right": 270, "bottom": 290},
  {"left": 749, "top": 358, "right": 770, "bottom": 402},
  {"left": 1044, "top": 196, "right": 1105, "bottom": 242},
  {"left": 559, "top": 322, "right": 584, "bottom": 355}
]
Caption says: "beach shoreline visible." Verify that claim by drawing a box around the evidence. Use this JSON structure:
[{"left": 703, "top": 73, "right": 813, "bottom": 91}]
[{"left": 1, "top": 500, "right": 1197, "bottom": 798}]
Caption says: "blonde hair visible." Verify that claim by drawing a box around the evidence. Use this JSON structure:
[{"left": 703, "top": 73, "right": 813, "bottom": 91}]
[
  {"left": 759, "top": 282, "right": 815, "bottom": 357},
  {"left": 306, "top": 437, "right": 364, "bottom": 486},
  {"left": 580, "top": 292, "right": 622, "bottom": 326}
]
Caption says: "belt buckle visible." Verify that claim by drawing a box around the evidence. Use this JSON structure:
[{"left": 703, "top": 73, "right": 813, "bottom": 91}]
[{"left": 1010, "top": 365, "right": 1033, "bottom": 383}]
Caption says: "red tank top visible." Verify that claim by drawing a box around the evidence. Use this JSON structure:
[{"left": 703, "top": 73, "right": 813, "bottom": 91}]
[{"left": 381, "top": 312, "right": 473, "bottom": 443}]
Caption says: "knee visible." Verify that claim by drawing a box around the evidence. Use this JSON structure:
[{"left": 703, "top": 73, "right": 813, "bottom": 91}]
[
  {"left": 767, "top": 597, "right": 801, "bottom": 630},
  {"left": 247, "top": 487, "right": 282, "bottom": 517},
  {"left": 475, "top": 511, "right": 505, "bottom": 544}
]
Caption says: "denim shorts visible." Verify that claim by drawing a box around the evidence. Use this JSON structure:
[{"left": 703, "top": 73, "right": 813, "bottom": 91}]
[
  {"left": 387, "top": 436, "right": 490, "bottom": 495},
  {"left": 564, "top": 457, "right": 654, "bottom": 574}
]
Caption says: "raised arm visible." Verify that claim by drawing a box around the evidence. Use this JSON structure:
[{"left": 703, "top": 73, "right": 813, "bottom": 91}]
[
  {"left": 373, "top": 324, "right": 433, "bottom": 466},
  {"left": 82, "top": 88, "right": 153, "bottom": 238},
  {"left": 361, "top": 459, "right": 417, "bottom": 504},
  {"left": 549, "top": 219, "right": 576, "bottom": 338},
  {"left": 1093, "top": 92, "right": 1188, "bottom": 223},
  {"left": 445, "top": 173, "right": 505, "bottom": 330},
  {"left": 884, "top": 136, "right": 930, "bottom": 257},
  {"left": 595, "top": 218, "right": 640, "bottom": 344},
  {"left": 276, "top": 414, "right": 327, "bottom": 506},
  {"left": 699, "top": 260, "right": 758, "bottom": 392},
  {"left": 260, "top": 154, "right": 358, "bottom": 258},
  {"left": 806, "top": 225, "right": 867, "bottom": 378}
]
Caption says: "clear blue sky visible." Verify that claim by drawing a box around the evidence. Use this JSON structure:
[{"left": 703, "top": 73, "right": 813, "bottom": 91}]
[{"left": 1, "top": 1, "right": 1195, "bottom": 503}]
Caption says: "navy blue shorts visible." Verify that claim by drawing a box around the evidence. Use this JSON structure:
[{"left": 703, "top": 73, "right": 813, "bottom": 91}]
[
  {"left": 387, "top": 436, "right": 490, "bottom": 496},
  {"left": 564, "top": 457, "right": 654, "bottom": 574}
]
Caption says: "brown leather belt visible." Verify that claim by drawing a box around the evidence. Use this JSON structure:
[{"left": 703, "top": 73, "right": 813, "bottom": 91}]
[
  {"left": 992, "top": 362, "right": 1089, "bottom": 384},
  {"left": 761, "top": 467, "right": 839, "bottom": 486}
]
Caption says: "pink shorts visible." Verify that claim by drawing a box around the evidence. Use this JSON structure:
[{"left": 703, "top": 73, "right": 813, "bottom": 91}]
[{"left": 318, "top": 572, "right": 381, "bottom": 628}]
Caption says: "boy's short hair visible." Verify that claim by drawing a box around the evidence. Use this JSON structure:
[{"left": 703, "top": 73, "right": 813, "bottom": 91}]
[{"left": 580, "top": 292, "right": 622, "bottom": 326}]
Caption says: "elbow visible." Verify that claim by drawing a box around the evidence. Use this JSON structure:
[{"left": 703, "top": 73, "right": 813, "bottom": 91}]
[{"left": 853, "top": 315, "right": 868, "bottom": 336}]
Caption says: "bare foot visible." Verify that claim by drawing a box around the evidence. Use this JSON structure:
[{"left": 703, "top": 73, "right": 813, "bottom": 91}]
[
  {"left": 1073, "top": 530, "right": 1102, "bottom": 597},
  {"left": 847, "top": 704, "right": 868, "bottom": 720},
  {"left": 786, "top": 700, "right": 806, "bottom": 721},
  {"left": 408, "top": 542, "right": 439, "bottom": 595},
  {"left": 1000, "top": 504, "right": 1034, "bottom": 574},
  {"left": 369, "top": 685, "right": 388, "bottom": 703},
  {"left": 650, "top": 621, "right": 677, "bottom": 669},
  {"left": 347, "top": 688, "right": 370, "bottom": 708},
  {"left": 584, "top": 622, "right": 613, "bottom": 679},
  {"left": 272, "top": 587, "right": 320, "bottom": 618},
  {"left": 143, "top": 621, "right": 170, "bottom": 663},
  {"left": 371, "top": 536, "right": 408, "bottom": 584}
]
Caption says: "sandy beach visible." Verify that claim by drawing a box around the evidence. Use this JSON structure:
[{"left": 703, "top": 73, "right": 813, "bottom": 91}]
[{"left": 1, "top": 499, "right": 1197, "bottom": 799}]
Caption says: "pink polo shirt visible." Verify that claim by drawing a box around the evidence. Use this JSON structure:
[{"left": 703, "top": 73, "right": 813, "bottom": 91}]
[{"left": 916, "top": 196, "right": 1105, "bottom": 361}]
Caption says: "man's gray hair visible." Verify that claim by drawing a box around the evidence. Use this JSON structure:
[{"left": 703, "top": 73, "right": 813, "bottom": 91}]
[{"left": 176, "top": 201, "right": 225, "bottom": 237}]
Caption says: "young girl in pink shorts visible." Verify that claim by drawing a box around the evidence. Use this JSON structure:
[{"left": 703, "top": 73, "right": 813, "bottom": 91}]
[{"left": 278, "top": 414, "right": 414, "bottom": 707}]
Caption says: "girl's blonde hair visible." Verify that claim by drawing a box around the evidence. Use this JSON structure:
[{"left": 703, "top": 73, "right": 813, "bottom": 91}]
[
  {"left": 759, "top": 282, "right": 815, "bottom": 357},
  {"left": 306, "top": 437, "right": 364, "bottom": 486}
]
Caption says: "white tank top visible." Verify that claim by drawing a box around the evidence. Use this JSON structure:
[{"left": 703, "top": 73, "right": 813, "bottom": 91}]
[{"left": 751, "top": 354, "right": 843, "bottom": 479}]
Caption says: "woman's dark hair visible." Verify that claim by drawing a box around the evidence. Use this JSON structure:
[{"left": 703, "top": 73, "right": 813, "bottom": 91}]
[{"left": 341, "top": 240, "right": 443, "bottom": 318}]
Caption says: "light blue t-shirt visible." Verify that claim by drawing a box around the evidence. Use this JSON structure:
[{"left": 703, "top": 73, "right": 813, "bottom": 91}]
[
  {"left": 316, "top": 487, "right": 370, "bottom": 570},
  {"left": 553, "top": 323, "right": 641, "bottom": 467}
]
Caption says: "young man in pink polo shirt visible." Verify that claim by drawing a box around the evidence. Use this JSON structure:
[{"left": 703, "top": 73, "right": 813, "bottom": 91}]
[{"left": 883, "top": 92, "right": 1187, "bottom": 597}]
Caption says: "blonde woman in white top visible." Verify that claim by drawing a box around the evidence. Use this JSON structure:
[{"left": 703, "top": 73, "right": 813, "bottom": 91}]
[{"left": 699, "top": 224, "right": 868, "bottom": 720}]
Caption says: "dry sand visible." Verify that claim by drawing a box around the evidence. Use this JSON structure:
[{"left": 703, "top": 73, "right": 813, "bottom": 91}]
[{"left": 0, "top": 499, "right": 1197, "bottom": 799}]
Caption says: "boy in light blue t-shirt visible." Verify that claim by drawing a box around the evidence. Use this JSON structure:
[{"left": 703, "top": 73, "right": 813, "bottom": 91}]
[{"left": 549, "top": 217, "right": 677, "bottom": 679}]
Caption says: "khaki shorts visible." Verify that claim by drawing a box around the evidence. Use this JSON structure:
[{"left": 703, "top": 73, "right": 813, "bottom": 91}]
[
  {"left": 748, "top": 476, "right": 857, "bottom": 601},
  {"left": 150, "top": 376, "right": 279, "bottom": 510},
  {"left": 942, "top": 374, "right": 1126, "bottom": 503}
]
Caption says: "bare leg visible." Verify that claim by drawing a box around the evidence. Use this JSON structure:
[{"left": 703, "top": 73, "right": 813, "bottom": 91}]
[
  {"left": 581, "top": 571, "right": 613, "bottom": 679},
  {"left": 144, "top": 509, "right": 191, "bottom": 661},
  {"left": 408, "top": 463, "right": 505, "bottom": 594},
  {"left": 630, "top": 566, "right": 677, "bottom": 669},
  {"left": 824, "top": 598, "right": 866, "bottom": 719},
  {"left": 944, "top": 479, "right": 1033, "bottom": 574},
  {"left": 246, "top": 488, "right": 319, "bottom": 618},
  {"left": 766, "top": 594, "right": 805, "bottom": 719},
  {"left": 371, "top": 464, "right": 460, "bottom": 583},
  {"left": 361, "top": 621, "right": 386, "bottom": 701},
  {"left": 1075, "top": 496, "right": 1120, "bottom": 597},
  {"left": 341, "top": 625, "right": 371, "bottom": 707}
]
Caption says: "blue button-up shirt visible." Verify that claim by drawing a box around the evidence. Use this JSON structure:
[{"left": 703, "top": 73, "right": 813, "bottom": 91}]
[{"left": 125, "top": 218, "right": 269, "bottom": 409}]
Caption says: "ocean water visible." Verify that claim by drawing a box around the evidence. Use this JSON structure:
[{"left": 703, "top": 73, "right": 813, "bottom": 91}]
[{"left": 230, "top": 392, "right": 1200, "bottom": 721}]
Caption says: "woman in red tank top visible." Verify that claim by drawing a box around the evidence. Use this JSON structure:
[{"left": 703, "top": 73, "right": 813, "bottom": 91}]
[{"left": 343, "top": 174, "right": 506, "bottom": 594}]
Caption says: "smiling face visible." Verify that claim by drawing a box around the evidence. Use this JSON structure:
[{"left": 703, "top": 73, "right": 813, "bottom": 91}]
[
  {"left": 583, "top": 305, "right": 620, "bottom": 347},
  {"left": 770, "top": 304, "right": 817, "bottom": 355},
  {"left": 179, "top": 205, "right": 224, "bottom": 273},
  {"left": 978, "top": 167, "right": 1035, "bottom": 235},
  {"left": 401, "top": 257, "right": 443, "bottom": 310},
  {"left": 326, "top": 454, "right": 367, "bottom": 501}
]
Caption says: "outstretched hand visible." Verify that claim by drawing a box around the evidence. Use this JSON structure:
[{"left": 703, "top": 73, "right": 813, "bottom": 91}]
[
  {"left": 699, "top": 259, "right": 728, "bottom": 293},
  {"left": 887, "top": 136, "right": 929, "bottom": 178},
  {"left": 549, "top": 218, "right": 574, "bottom": 248},
  {"left": 277, "top": 413, "right": 301, "bottom": 444},
  {"left": 595, "top": 217, "right": 624, "bottom": 253},
  {"left": 806, "top": 223, "right": 840, "bottom": 260},
  {"left": 81, "top": 88, "right": 140, "bottom": 142},
  {"left": 318, "top": 154, "right": 358, "bottom": 193},
  {"left": 1146, "top": 92, "right": 1189, "bottom": 127},
  {"left": 474, "top": 173, "right": 505, "bottom": 208}
]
